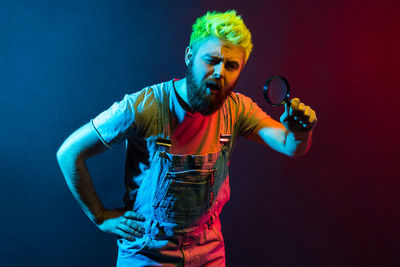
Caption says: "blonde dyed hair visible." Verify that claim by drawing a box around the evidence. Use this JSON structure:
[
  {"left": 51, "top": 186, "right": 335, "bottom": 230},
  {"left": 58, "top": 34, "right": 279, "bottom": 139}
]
[{"left": 190, "top": 10, "right": 253, "bottom": 62}]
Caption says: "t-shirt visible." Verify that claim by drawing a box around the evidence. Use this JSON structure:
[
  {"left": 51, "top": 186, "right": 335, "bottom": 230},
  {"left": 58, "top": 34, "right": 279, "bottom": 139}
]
[{"left": 91, "top": 79, "right": 270, "bottom": 205}]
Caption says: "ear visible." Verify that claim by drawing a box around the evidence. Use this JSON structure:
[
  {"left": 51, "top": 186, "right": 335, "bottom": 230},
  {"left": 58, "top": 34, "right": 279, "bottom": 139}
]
[{"left": 185, "top": 46, "right": 193, "bottom": 66}]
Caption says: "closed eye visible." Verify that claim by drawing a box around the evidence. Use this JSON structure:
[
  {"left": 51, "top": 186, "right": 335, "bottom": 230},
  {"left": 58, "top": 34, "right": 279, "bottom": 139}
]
[
  {"left": 206, "top": 58, "right": 220, "bottom": 65},
  {"left": 226, "top": 61, "right": 239, "bottom": 70},
  {"left": 203, "top": 56, "right": 240, "bottom": 71}
]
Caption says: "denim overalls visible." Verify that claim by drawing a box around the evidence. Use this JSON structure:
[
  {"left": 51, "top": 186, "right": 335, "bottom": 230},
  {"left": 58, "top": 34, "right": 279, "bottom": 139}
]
[{"left": 117, "top": 85, "right": 232, "bottom": 266}]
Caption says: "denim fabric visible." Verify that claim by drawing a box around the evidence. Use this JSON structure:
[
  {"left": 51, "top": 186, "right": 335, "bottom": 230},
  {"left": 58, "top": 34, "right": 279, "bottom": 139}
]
[
  {"left": 116, "top": 82, "right": 231, "bottom": 266},
  {"left": 116, "top": 143, "right": 230, "bottom": 266},
  {"left": 116, "top": 218, "right": 226, "bottom": 266}
]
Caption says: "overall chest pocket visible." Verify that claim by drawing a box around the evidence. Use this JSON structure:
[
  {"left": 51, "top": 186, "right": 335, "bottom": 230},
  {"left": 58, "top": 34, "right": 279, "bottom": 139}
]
[{"left": 152, "top": 169, "right": 214, "bottom": 223}]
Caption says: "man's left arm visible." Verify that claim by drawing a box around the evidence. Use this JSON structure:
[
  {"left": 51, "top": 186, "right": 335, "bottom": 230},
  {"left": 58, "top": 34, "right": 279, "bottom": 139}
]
[{"left": 249, "top": 98, "right": 317, "bottom": 157}]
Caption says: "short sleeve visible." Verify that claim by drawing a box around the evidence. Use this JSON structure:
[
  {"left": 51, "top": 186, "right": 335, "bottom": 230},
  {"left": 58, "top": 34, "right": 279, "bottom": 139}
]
[
  {"left": 236, "top": 93, "right": 271, "bottom": 137},
  {"left": 91, "top": 87, "right": 158, "bottom": 148}
]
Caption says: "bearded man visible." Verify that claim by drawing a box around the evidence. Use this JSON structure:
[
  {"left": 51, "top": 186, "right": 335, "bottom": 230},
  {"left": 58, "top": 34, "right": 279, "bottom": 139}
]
[{"left": 57, "top": 10, "right": 317, "bottom": 266}]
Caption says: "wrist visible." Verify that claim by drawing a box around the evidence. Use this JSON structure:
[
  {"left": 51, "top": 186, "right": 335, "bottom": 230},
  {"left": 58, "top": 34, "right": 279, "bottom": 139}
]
[
  {"left": 288, "top": 131, "right": 312, "bottom": 141},
  {"left": 87, "top": 206, "right": 107, "bottom": 226}
]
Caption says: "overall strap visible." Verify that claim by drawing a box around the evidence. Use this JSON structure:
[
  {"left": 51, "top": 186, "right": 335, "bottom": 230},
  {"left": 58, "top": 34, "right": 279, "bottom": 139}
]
[
  {"left": 152, "top": 81, "right": 173, "bottom": 155},
  {"left": 153, "top": 81, "right": 172, "bottom": 139},
  {"left": 220, "top": 95, "right": 233, "bottom": 154}
]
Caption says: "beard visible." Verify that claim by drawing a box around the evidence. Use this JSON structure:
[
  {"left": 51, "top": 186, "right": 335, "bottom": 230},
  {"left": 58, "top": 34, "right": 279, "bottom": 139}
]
[{"left": 185, "top": 60, "right": 234, "bottom": 115}]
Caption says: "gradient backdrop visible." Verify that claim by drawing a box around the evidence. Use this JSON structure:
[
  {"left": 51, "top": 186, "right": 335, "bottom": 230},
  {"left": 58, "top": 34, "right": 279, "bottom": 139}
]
[{"left": 1, "top": 0, "right": 399, "bottom": 266}]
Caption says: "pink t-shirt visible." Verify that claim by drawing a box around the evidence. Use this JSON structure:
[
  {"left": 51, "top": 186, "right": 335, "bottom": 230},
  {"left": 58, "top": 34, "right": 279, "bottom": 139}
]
[{"left": 92, "top": 79, "right": 271, "bottom": 155}]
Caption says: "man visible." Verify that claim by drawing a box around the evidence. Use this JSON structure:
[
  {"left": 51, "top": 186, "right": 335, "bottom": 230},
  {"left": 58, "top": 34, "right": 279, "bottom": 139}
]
[{"left": 57, "top": 10, "right": 317, "bottom": 266}]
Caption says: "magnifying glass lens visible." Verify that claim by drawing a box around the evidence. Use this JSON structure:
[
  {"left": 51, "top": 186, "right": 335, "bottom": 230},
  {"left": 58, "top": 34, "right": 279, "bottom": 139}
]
[{"left": 263, "top": 76, "right": 290, "bottom": 106}]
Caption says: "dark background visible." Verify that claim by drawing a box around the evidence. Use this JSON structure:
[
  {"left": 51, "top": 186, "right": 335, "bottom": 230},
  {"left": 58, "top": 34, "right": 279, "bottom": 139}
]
[{"left": 1, "top": 0, "right": 399, "bottom": 266}]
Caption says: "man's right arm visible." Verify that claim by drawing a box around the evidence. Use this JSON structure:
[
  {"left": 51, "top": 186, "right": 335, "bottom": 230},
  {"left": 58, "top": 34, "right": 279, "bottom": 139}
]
[{"left": 56, "top": 122, "right": 145, "bottom": 240}]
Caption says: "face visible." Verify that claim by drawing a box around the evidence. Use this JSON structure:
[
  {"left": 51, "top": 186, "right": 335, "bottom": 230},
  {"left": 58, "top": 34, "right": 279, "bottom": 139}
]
[{"left": 185, "top": 37, "right": 245, "bottom": 115}]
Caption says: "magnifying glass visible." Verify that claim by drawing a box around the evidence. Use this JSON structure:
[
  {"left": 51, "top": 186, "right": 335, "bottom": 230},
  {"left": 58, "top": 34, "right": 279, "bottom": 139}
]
[{"left": 263, "top": 75, "right": 291, "bottom": 106}]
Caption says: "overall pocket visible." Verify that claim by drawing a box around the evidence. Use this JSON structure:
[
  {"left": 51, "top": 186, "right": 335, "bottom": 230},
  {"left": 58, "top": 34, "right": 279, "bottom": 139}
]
[
  {"left": 152, "top": 169, "right": 213, "bottom": 223},
  {"left": 117, "top": 236, "right": 150, "bottom": 258}
]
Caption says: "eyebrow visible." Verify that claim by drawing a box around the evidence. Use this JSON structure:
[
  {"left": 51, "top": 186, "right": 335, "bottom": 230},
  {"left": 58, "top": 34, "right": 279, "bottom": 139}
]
[{"left": 203, "top": 54, "right": 240, "bottom": 67}]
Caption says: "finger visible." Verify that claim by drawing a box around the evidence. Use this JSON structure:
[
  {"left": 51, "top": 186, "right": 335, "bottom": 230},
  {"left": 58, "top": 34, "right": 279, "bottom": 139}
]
[
  {"left": 300, "top": 111, "right": 317, "bottom": 130},
  {"left": 293, "top": 102, "right": 306, "bottom": 118},
  {"left": 284, "top": 101, "right": 290, "bottom": 115},
  {"left": 125, "top": 219, "right": 146, "bottom": 234},
  {"left": 120, "top": 216, "right": 145, "bottom": 234},
  {"left": 118, "top": 222, "right": 144, "bottom": 238},
  {"left": 298, "top": 106, "right": 311, "bottom": 123},
  {"left": 298, "top": 102, "right": 306, "bottom": 113},
  {"left": 289, "top": 98, "right": 300, "bottom": 116},
  {"left": 114, "top": 228, "right": 136, "bottom": 240},
  {"left": 280, "top": 101, "right": 290, "bottom": 122},
  {"left": 303, "top": 106, "right": 311, "bottom": 118},
  {"left": 124, "top": 211, "right": 146, "bottom": 221},
  {"left": 308, "top": 109, "right": 317, "bottom": 124}
]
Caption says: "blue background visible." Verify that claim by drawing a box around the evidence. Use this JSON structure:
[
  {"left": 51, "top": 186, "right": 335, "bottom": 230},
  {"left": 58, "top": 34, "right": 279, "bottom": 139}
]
[{"left": 1, "top": 0, "right": 399, "bottom": 266}]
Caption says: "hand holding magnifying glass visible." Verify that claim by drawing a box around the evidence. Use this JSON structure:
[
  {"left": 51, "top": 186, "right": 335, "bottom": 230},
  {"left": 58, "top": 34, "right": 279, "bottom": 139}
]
[{"left": 263, "top": 76, "right": 317, "bottom": 133}]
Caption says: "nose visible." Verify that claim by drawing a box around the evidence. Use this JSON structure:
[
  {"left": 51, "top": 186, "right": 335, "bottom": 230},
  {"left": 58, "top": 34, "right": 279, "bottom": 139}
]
[{"left": 213, "top": 62, "right": 224, "bottom": 79}]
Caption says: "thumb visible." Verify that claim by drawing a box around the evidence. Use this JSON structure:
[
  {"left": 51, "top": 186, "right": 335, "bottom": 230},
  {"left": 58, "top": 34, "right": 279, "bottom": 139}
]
[
  {"left": 284, "top": 100, "right": 291, "bottom": 114},
  {"left": 281, "top": 100, "right": 290, "bottom": 121}
]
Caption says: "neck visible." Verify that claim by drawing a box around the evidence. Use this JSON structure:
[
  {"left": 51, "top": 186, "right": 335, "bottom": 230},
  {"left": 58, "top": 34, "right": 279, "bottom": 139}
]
[
  {"left": 174, "top": 78, "right": 188, "bottom": 104},
  {"left": 174, "top": 77, "right": 197, "bottom": 114}
]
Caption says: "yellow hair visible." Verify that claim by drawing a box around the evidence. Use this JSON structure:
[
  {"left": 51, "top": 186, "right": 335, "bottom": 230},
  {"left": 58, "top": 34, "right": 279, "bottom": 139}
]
[{"left": 190, "top": 10, "right": 253, "bottom": 62}]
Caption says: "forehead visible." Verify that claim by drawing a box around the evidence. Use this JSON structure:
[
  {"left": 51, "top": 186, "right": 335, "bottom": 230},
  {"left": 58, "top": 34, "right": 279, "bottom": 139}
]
[{"left": 194, "top": 37, "right": 245, "bottom": 64}]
